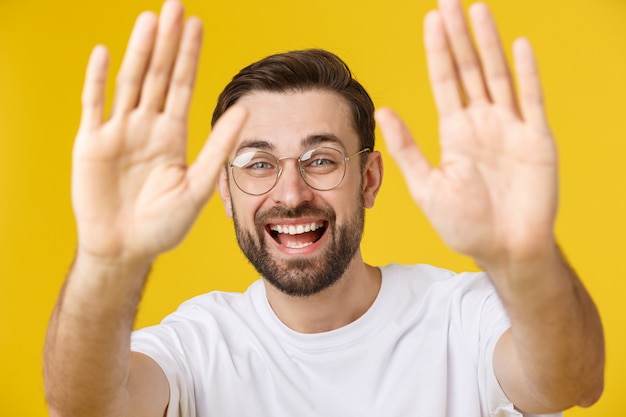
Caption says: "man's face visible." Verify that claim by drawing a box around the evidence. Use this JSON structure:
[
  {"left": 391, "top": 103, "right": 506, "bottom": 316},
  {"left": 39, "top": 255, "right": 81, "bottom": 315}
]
[{"left": 220, "top": 90, "right": 370, "bottom": 297}]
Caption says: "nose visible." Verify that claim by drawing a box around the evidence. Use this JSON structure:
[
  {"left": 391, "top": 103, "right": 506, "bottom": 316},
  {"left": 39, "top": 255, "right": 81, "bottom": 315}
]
[{"left": 270, "top": 158, "right": 314, "bottom": 207}]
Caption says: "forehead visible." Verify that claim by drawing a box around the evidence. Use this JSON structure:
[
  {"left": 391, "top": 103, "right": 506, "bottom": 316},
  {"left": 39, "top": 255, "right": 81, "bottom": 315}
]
[{"left": 234, "top": 89, "right": 359, "bottom": 153}]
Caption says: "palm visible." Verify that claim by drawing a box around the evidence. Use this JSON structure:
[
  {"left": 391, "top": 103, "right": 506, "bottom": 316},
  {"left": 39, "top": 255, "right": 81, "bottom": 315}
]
[
  {"left": 72, "top": 3, "right": 246, "bottom": 262},
  {"left": 378, "top": 1, "right": 558, "bottom": 264},
  {"left": 423, "top": 104, "right": 556, "bottom": 261},
  {"left": 74, "top": 112, "right": 190, "bottom": 259}
]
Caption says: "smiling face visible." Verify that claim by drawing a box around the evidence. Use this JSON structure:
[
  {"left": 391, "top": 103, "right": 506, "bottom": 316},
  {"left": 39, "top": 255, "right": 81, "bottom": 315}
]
[{"left": 219, "top": 89, "right": 381, "bottom": 297}]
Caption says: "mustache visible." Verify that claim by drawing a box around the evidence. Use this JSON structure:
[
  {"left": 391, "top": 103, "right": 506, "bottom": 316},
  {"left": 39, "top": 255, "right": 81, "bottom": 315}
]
[{"left": 255, "top": 204, "right": 336, "bottom": 224}]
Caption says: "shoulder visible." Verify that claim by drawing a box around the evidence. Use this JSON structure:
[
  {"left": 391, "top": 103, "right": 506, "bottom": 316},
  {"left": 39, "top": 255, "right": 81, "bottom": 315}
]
[
  {"left": 131, "top": 280, "right": 269, "bottom": 365},
  {"left": 163, "top": 279, "right": 264, "bottom": 325},
  {"left": 378, "top": 263, "right": 506, "bottom": 331},
  {"left": 132, "top": 279, "right": 266, "bottom": 346},
  {"left": 380, "top": 263, "right": 493, "bottom": 294}
]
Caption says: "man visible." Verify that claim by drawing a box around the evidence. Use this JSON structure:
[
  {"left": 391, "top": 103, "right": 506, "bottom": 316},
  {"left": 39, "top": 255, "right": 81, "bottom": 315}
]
[{"left": 43, "top": 0, "right": 605, "bottom": 416}]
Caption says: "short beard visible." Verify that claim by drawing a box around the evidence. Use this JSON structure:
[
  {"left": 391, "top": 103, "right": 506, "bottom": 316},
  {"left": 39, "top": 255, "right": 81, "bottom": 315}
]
[{"left": 232, "top": 197, "right": 365, "bottom": 297}]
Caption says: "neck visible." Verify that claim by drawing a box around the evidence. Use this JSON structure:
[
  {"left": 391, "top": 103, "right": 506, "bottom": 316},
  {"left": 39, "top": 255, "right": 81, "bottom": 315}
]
[{"left": 263, "top": 252, "right": 381, "bottom": 334}]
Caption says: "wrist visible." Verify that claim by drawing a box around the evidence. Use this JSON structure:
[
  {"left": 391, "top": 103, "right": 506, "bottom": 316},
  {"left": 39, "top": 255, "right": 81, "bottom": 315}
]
[
  {"left": 74, "top": 246, "right": 154, "bottom": 273},
  {"left": 65, "top": 249, "right": 154, "bottom": 313},
  {"left": 477, "top": 241, "right": 567, "bottom": 301}
]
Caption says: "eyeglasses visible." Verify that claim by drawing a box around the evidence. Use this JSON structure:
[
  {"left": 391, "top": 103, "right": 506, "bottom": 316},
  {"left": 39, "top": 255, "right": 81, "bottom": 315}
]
[{"left": 230, "top": 147, "right": 371, "bottom": 196}]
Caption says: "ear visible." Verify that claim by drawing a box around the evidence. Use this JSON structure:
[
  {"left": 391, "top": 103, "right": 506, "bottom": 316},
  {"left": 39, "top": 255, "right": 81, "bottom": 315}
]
[
  {"left": 362, "top": 151, "right": 383, "bottom": 209},
  {"left": 217, "top": 167, "right": 234, "bottom": 218}
]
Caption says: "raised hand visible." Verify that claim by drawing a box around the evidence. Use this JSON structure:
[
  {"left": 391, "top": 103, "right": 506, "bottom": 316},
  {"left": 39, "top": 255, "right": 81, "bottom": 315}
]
[
  {"left": 377, "top": 0, "right": 558, "bottom": 266},
  {"left": 72, "top": 1, "right": 247, "bottom": 264}
]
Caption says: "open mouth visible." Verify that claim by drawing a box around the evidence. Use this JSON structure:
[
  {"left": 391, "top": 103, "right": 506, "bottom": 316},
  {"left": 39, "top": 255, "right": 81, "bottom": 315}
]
[{"left": 268, "top": 221, "right": 327, "bottom": 249}]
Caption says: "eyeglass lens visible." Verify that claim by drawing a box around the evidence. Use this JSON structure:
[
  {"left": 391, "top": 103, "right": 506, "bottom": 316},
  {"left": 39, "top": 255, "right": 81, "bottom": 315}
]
[{"left": 231, "top": 147, "right": 348, "bottom": 195}]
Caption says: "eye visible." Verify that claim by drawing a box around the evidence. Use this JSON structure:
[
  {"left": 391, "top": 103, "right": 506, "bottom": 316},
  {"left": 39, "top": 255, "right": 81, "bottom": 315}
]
[
  {"left": 249, "top": 161, "right": 274, "bottom": 170},
  {"left": 302, "top": 148, "right": 342, "bottom": 174},
  {"left": 310, "top": 157, "right": 334, "bottom": 167},
  {"left": 243, "top": 159, "right": 277, "bottom": 178},
  {"left": 232, "top": 151, "right": 277, "bottom": 178}
]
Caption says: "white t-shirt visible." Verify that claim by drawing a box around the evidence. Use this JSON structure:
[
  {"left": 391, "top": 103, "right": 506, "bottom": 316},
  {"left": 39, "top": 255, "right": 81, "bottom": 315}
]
[{"left": 131, "top": 264, "right": 562, "bottom": 417}]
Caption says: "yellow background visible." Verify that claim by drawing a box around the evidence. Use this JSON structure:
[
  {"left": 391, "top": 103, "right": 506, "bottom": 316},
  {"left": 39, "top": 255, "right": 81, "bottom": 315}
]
[{"left": 1, "top": 0, "right": 624, "bottom": 415}]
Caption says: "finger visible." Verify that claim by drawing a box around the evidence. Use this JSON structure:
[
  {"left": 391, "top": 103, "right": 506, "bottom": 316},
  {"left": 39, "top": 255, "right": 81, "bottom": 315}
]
[
  {"left": 140, "top": 0, "right": 185, "bottom": 111},
  {"left": 111, "top": 11, "right": 158, "bottom": 117},
  {"left": 438, "top": 0, "right": 489, "bottom": 103},
  {"left": 375, "top": 108, "right": 432, "bottom": 204},
  {"left": 79, "top": 45, "right": 110, "bottom": 132},
  {"left": 468, "top": 3, "right": 518, "bottom": 112},
  {"left": 513, "top": 38, "right": 548, "bottom": 130},
  {"left": 187, "top": 106, "right": 249, "bottom": 203},
  {"left": 164, "top": 17, "right": 203, "bottom": 121},
  {"left": 424, "top": 10, "right": 463, "bottom": 116}
]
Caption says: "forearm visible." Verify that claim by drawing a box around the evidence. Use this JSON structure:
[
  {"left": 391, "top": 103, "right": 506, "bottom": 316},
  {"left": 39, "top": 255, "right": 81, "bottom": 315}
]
[
  {"left": 485, "top": 245, "right": 605, "bottom": 411},
  {"left": 44, "top": 252, "right": 152, "bottom": 417}
]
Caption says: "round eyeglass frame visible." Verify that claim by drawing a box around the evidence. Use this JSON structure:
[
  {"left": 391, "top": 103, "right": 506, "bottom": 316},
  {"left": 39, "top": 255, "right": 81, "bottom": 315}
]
[{"left": 229, "top": 147, "right": 371, "bottom": 196}]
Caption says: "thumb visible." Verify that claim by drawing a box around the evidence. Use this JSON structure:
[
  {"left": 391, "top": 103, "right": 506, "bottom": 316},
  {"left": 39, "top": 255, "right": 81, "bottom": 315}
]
[
  {"left": 375, "top": 107, "right": 431, "bottom": 204},
  {"left": 187, "top": 105, "right": 249, "bottom": 204}
]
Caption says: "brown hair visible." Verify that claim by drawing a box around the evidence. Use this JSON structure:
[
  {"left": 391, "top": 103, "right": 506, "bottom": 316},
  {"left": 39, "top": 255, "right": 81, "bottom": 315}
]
[{"left": 211, "top": 49, "right": 375, "bottom": 152}]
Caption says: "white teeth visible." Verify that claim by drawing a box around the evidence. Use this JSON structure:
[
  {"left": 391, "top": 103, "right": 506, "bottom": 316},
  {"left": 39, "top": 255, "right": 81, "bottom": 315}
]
[
  {"left": 270, "top": 222, "right": 324, "bottom": 235},
  {"left": 285, "top": 241, "right": 314, "bottom": 249}
]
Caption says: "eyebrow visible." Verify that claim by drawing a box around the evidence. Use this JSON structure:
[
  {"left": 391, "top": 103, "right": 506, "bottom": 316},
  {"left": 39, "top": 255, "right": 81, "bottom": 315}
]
[
  {"left": 235, "top": 133, "right": 346, "bottom": 155},
  {"left": 301, "top": 133, "right": 344, "bottom": 150},
  {"left": 236, "top": 140, "right": 274, "bottom": 153}
]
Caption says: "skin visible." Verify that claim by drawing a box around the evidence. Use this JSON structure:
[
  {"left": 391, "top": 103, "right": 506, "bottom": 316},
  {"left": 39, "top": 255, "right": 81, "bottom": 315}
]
[
  {"left": 43, "top": 0, "right": 605, "bottom": 416},
  {"left": 376, "top": 3, "right": 604, "bottom": 411},
  {"left": 218, "top": 90, "right": 383, "bottom": 333}
]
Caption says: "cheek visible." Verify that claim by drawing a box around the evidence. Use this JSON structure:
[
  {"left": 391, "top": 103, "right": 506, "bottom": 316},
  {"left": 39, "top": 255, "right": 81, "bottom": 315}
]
[
  {"left": 230, "top": 194, "right": 265, "bottom": 228},
  {"left": 332, "top": 188, "right": 365, "bottom": 221}
]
